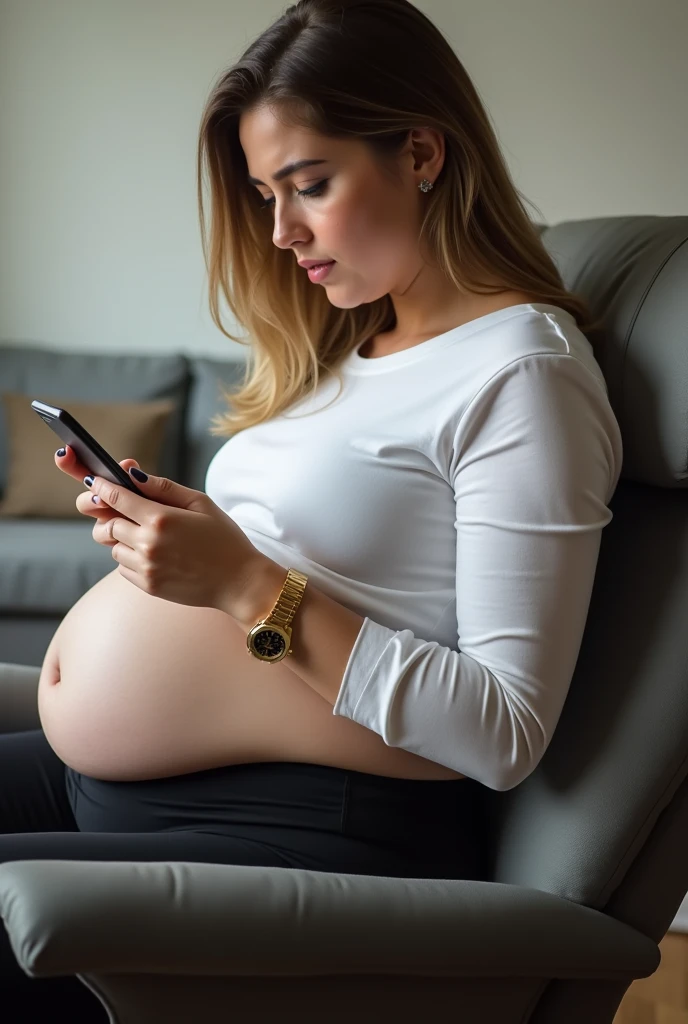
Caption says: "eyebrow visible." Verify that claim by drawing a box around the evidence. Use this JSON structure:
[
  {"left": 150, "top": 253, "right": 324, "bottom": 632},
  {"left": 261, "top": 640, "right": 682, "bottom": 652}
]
[{"left": 247, "top": 159, "right": 328, "bottom": 186}]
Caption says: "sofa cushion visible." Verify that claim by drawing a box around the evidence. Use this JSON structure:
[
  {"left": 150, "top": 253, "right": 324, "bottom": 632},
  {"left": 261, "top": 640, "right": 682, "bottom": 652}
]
[
  {"left": 0, "top": 519, "right": 114, "bottom": 613},
  {"left": 0, "top": 344, "right": 190, "bottom": 498},
  {"left": 0, "top": 392, "right": 176, "bottom": 519},
  {"left": 182, "top": 356, "right": 247, "bottom": 492}
]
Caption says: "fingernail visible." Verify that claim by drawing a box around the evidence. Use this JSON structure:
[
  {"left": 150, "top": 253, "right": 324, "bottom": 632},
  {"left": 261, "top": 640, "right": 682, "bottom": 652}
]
[
  {"left": 91, "top": 494, "right": 101, "bottom": 504},
  {"left": 129, "top": 467, "right": 148, "bottom": 482},
  {"left": 83, "top": 475, "right": 94, "bottom": 487},
  {"left": 56, "top": 448, "right": 66, "bottom": 458}
]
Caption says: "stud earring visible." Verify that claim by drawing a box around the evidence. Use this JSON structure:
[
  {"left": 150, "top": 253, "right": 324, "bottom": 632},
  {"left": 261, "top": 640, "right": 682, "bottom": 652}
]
[{"left": 418, "top": 178, "right": 434, "bottom": 192}]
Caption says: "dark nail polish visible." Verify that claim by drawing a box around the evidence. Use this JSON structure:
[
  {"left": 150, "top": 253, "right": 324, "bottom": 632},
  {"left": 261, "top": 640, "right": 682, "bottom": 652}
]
[
  {"left": 129, "top": 467, "right": 148, "bottom": 482},
  {"left": 56, "top": 448, "right": 66, "bottom": 457},
  {"left": 83, "top": 475, "right": 94, "bottom": 487}
]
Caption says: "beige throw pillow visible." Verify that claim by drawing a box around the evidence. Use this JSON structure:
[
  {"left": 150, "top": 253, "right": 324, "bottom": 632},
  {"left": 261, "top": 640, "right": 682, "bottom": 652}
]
[{"left": 0, "top": 392, "right": 177, "bottom": 519}]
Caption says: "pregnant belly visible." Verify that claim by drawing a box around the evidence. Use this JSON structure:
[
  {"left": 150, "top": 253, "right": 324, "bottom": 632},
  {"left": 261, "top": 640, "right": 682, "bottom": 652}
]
[{"left": 38, "top": 568, "right": 465, "bottom": 782}]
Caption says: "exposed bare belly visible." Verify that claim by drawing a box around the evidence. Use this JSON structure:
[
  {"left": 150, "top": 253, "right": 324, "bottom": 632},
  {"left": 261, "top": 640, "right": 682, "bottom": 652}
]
[{"left": 38, "top": 568, "right": 466, "bottom": 783}]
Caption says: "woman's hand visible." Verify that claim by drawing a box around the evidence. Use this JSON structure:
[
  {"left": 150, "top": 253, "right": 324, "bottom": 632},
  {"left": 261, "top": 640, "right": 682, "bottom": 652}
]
[
  {"left": 54, "top": 444, "right": 266, "bottom": 615},
  {"left": 55, "top": 444, "right": 138, "bottom": 548}
]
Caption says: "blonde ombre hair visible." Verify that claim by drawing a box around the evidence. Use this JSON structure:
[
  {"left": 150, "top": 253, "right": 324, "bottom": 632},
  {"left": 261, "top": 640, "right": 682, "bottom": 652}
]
[{"left": 197, "top": 0, "right": 601, "bottom": 438}]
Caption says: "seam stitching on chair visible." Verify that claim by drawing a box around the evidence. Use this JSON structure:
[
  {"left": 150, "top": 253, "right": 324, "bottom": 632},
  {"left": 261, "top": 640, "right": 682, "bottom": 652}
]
[
  {"left": 597, "top": 747, "right": 688, "bottom": 909},
  {"left": 620, "top": 233, "right": 688, "bottom": 431}
]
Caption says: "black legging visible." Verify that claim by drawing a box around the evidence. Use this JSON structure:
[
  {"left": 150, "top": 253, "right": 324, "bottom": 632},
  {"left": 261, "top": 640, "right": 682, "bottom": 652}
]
[{"left": 0, "top": 728, "right": 486, "bottom": 1020}]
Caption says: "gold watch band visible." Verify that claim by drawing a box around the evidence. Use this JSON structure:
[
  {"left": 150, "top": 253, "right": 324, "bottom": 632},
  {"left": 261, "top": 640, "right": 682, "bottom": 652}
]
[{"left": 264, "top": 568, "right": 308, "bottom": 630}]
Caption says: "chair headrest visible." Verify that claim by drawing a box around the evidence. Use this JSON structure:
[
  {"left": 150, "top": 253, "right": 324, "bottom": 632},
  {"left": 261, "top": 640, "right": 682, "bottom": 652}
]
[{"left": 542, "top": 216, "right": 688, "bottom": 489}]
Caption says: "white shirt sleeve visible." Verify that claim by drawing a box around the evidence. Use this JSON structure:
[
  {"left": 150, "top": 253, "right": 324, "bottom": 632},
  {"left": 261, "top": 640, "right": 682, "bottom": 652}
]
[{"left": 332, "top": 352, "right": 623, "bottom": 790}]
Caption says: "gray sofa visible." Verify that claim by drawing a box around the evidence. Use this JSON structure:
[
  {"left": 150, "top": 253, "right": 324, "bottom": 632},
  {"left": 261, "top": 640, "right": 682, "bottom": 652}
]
[
  {"left": 0, "top": 214, "right": 687, "bottom": 1024},
  {"left": 0, "top": 347, "right": 247, "bottom": 666}
]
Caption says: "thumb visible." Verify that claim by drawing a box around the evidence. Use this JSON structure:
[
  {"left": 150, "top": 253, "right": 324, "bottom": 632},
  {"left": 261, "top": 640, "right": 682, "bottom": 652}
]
[{"left": 126, "top": 466, "right": 207, "bottom": 512}]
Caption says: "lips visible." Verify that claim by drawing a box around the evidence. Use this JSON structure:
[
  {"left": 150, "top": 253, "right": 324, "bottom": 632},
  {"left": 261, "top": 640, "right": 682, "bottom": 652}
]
[{"left": 306, "top": 261, "right": 336, "bottom": 283}]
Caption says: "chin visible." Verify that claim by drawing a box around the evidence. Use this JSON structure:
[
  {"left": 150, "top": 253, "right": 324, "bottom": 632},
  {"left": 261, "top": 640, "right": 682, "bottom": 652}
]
[{"left": 326, "top": 282, "right": 383, "bottom": 307}]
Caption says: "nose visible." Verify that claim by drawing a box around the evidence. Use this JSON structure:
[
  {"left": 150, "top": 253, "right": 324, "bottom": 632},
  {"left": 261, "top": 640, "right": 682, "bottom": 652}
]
[{"left": 271, "top": 201, "right": 310, "bottom": 251}]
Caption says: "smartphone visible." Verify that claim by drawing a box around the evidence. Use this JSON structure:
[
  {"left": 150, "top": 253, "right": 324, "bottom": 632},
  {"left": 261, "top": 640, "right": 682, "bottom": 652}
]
[{"left": 31, "top": 399, "right": 148, "bottom": 498}]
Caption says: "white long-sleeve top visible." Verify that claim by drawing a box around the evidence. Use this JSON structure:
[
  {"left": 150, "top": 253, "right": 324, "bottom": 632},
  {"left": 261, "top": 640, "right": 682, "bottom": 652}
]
[{"left": 205, "top": 303, "right": 623, "bottom": 791}]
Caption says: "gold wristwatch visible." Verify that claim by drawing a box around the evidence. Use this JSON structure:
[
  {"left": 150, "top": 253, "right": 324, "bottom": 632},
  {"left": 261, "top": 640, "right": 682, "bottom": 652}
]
[{"left": 246, "top": 567, "right": 309, "bottom": 664}]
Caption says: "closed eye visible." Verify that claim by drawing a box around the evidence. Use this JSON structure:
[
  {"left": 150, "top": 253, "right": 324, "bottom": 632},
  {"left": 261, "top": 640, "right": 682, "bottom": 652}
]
[{"left": 260, "top": 179, "right": 329, "bottom": 210}]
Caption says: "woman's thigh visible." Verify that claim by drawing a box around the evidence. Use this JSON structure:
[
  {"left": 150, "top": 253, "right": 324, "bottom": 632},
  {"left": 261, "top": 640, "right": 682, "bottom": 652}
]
[
  {"left": 0, "top": 730, "right": 486, "bottom": 881},
  {"left": 0, "top": 729, "right": 290, "bottom": 868},
  {"left": 66, "top": 756, "right": 486, "bottom": 881}
]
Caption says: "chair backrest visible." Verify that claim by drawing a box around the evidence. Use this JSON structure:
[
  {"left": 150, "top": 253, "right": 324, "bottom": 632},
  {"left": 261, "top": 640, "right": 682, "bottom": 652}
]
[{"left": 483, "top": 216, "right": 688, "bottom": 929}]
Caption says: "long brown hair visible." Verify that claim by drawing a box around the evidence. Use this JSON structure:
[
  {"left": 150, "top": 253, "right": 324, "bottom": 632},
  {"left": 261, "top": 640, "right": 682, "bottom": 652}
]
[{"left": 197, "top": 0, "right": 600, "bottom": 437}]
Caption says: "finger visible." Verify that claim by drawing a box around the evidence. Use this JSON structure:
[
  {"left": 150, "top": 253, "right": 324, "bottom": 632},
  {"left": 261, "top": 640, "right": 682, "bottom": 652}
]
[
  {"left": 76, "top": 490, "right": 112, "bottom": 517},
  {"left": 110, "top": 539, "right": 140, "bottom": 576},
  {"left": 75, "top": 490, "right": 136, "bottom": 535},
  {"left": 75, "top": 493, "right": 119, "bottom": 545},
  {"left": 54, "top": 445, "right": 90, "bottom": 483},
  {"left": 94, "top": 520, "right": 119, "bottom": 548},
  {"left": 55, "top": 445, "right": 140, "bottom": 486},
  {"left": 86, "top": 474, "right": 150, "bottom": 527},
  {"left": 94, "top": 518, "right": 120, "bottom": 548},
  {"left": 100, "top": 515, "right": 138, "bottom": 552},
  {"left": 72, "top": 492, "right": 117, "bottom": 544},
  {"left": 56, "top": 447, "right": 141, "bottom": 479}
]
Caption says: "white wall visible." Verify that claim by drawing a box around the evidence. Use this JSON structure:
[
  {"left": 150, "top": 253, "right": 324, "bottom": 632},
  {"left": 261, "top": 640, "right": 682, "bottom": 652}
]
[{"left": 1, "top": 0, "right": 686, "bottom": 357}]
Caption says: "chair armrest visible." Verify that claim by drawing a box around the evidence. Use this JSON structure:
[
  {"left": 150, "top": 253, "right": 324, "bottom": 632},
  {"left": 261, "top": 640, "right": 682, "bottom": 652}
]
[
  {"left": 0, "top": 662, "right": 41, "bottom": 733},
  {"left": 0, "top": 860, "right": 660, "bottom": 982}
]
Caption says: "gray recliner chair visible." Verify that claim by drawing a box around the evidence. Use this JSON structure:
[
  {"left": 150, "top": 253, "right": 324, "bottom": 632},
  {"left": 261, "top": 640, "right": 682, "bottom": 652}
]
[{"left": 0, "top": 214, "right": 687, "bottom": 1024}]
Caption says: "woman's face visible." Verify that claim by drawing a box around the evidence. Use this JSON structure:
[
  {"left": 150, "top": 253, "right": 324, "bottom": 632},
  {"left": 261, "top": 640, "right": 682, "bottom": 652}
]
[{"left": 239, "top": 104, "right": 435, "bottom": 309}]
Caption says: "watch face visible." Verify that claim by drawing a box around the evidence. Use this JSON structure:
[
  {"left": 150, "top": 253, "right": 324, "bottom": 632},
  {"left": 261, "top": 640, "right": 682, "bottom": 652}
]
[{"left": 253, "top": 628, "right": 287, "bottom": 659}]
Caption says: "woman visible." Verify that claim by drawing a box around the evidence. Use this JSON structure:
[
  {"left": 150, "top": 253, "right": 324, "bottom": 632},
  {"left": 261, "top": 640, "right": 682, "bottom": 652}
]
[{"left": 1, "top": 0, "right": 622, "bottom": 1016}]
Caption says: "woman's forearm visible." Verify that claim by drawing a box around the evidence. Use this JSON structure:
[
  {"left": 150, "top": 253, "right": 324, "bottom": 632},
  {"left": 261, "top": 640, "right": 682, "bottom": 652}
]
[{"left": 227, "top": 556, "right": 365, "bottom": 708}]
